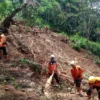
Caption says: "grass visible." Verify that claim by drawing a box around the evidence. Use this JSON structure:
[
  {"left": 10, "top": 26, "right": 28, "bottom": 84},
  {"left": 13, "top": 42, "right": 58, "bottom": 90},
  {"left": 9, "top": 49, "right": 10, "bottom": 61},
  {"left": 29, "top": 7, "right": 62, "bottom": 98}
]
[
  {"left": 57, "top": 32, "right": 68, "bottom": 37},
  {"left": 70, "top": 35, "right": 100, "bottom": 56},
  {"left": 94, "top": 56, "right": 100, "bottom": 66},
  {"left": 18, "top": 58, "right": 42, "bottom": 73},
  {"left": 69, "top": 35, "right": 100, "bottom": 66}
]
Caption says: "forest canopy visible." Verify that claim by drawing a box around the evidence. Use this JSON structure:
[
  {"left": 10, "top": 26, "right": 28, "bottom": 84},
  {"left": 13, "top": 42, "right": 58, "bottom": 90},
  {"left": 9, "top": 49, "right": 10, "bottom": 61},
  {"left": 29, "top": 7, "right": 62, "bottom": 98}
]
[{"left": 1, "top": 0, "right": 100, "bottom": 42}]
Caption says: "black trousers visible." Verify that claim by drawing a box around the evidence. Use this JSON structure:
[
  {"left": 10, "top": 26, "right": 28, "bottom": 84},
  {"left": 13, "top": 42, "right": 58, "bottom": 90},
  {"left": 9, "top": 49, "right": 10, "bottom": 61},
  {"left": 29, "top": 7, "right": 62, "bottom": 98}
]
[
  {"left": 87, "top": 87, "right": 100, "bottom": 99},
  {"left": 74, "top": 79, "right": 82, "bottom": 88},
  {"left": 49, "top": 73, "right": 59, "bottom": 84},
  {"left": 0, "top": 47, "right": 7, "bottom": 55}
]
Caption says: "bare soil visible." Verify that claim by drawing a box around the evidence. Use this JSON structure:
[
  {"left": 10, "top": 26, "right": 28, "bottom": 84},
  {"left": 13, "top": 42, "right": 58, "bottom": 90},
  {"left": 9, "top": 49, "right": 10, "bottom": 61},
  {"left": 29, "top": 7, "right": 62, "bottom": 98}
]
[{"left": 0, "top": 24, "right": 99, "bottom": 100}]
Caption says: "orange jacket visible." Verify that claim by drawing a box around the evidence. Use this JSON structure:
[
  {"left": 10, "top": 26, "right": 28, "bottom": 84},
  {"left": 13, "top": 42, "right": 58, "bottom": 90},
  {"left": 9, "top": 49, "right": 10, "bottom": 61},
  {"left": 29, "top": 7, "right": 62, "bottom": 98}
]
[
  {"left": 88, "top": 78, "right": 100, "bottom": 100},
  {"left": 48, "top": 61, "right": 58, "bottom": 74},
  {"left": 92, "top": 81, "right": 100, "bottom": 87},
  {"left": 71, "top": 66, "right": 84, "bottom": 80}
]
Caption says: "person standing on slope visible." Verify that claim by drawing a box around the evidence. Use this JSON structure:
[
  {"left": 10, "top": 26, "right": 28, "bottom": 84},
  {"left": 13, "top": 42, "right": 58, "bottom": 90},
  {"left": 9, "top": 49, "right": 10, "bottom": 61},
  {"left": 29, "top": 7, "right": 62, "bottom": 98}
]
[
  {"left": 70, "top": 61, "right": 84, "bottom": 95},
  {"left": 0, "top": 32, "right": 8, "bottom": 60},
  {"left": 87, "top": 76, "right": 100, "bottom": 100},
  {"left": 47, "top": 55, "right": 60, "bottom": 86}
]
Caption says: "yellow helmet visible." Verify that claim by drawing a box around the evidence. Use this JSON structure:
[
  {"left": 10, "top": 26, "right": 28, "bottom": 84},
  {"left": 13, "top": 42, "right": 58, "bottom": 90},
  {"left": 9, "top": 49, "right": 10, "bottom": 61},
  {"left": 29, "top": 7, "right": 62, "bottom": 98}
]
[
  {"left": 89, "top": 76, "right": 96, "bottom": 84},
  {"left": 95, "top": 77, "right": 100, "bottom": 81}
]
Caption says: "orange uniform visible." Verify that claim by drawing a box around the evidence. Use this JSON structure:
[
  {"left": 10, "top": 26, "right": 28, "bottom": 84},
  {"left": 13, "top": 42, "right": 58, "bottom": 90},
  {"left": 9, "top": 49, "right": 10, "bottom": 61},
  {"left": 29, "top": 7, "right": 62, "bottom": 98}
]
[
  {"left": 87, "top": 77, "right": 100, "bottom": 100},
  {"left": 92, "top": 81, "right": 100, "bottom": 87},
  {"left": 48, "top": 61, "right": 58, "bottom": 74},
  {"left": 0, "top": 34, "right": 8, "bottom": 60},
  {"left": 47, "top": 60, "right": 59, "bottom": 84},
  {"left": 71, "top": 66, "right": 84, "bottom": 80}
]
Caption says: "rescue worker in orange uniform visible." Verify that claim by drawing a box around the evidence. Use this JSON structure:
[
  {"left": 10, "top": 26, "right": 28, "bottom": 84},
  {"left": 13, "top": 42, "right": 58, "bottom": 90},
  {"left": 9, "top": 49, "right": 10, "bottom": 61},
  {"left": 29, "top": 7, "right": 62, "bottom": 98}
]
[
  {"left": 47, "top": 55, "right": 60, "bottom": 85},
  {"left": 87, "top": 76, "right": 100, "bottom": 100},
  {"left": 70, "top": 61, "right": 84, "bottom": 95},
  {"left": 0, "top": 33, "right": 8, "bottom": 60}
]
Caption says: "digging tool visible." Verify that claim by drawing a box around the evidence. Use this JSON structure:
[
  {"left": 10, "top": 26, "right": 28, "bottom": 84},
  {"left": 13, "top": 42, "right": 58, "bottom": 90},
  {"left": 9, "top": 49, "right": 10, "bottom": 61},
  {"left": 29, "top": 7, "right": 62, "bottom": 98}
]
[
  {"left": 45, "top": 72, "right": 54, "bottom": 89},
  {"left": 43, "top": 72, "right": 54, "bottom": 98}
]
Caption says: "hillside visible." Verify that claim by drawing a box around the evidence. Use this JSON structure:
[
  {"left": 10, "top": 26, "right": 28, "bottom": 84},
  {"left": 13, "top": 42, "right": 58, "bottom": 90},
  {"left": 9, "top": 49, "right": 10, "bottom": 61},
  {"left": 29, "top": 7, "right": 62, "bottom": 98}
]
[{"left": 0, "top": 24, "right": 100, "bottom": 100}]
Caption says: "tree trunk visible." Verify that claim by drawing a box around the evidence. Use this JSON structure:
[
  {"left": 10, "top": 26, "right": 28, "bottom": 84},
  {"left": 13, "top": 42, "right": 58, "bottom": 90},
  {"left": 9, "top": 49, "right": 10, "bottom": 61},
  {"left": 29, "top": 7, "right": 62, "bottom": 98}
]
[{"left": 0, "top": 0, "right": 30, "bottom": 34}]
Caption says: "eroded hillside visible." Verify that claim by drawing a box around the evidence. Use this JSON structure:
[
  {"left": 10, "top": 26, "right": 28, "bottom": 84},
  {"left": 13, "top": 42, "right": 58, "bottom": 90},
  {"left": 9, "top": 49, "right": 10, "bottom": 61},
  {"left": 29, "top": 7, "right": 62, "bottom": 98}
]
[{"left": 0, "top": 24, "right": 100, "bottom": 100}]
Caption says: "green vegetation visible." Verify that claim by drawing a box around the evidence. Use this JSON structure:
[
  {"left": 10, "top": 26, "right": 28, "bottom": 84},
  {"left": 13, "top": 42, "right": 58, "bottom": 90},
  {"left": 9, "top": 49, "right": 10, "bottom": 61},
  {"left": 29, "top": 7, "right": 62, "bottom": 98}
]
[
  {"left": 70, "top": 35, "right": 100, "bottom": 65},
  {"left": 94, "top": 56, "right": 100, "bottom": 66},
  {"left": 0, "top": 0, "right": 13, "bottom": 23},
  {"left": 70, "top": 35, "right": 100, "bottom": 56},
  {"left": 0, "top": 0, "right": 100, "bottom": 42},
  {"left": 19, "top": 58, "right": 42, "bottom": 73},
  {"left": 0, "top": 75, "right": 19, "bottom": 89},
  {"left": 70, "top": 35, "right": 87, "bottom": 51}
]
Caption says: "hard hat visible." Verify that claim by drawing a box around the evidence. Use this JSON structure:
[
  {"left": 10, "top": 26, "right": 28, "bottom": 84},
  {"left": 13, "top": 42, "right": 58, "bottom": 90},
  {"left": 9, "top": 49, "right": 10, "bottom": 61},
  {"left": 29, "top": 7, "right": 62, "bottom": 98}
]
[
  {"left": 70, "top": 61, "right": 76, "bottom": 65},
  {"left": 89, "top": 76, "right": 96, "bottom": 84},
  {"left": 1, "top": 34, "right": 4, "bottom": 37},
  {"left": 50, "top": 54, "right": 55, "bottom": 58}
]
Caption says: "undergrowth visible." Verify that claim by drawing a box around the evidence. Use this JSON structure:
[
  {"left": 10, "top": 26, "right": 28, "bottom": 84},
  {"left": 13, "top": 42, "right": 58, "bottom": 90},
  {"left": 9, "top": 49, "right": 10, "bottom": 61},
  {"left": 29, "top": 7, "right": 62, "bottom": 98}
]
[
  {"left": 18, "top": 58, "right": 42, "bottom": 73},
  {"left": 70, "top": 35, "right": 100, "bottom": 56}
]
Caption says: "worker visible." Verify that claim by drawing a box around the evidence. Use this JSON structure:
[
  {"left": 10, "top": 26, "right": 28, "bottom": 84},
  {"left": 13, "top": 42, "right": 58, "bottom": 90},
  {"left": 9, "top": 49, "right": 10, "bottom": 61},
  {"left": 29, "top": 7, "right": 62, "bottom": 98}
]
[
  {"left": 87, "top": 76, "right": 100, "bottom": 100},
  {"left": 47, "top": 55, "right": 60, "bottom": 86},
  {"left": 70, "top": 61, "right": 84, "bottom": 95},
  {"left": 45, "top": 26, "right": 49, "bottom": 33},
  {"left": 0, "top": 33, "right": 8, "bottom": 60}
]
